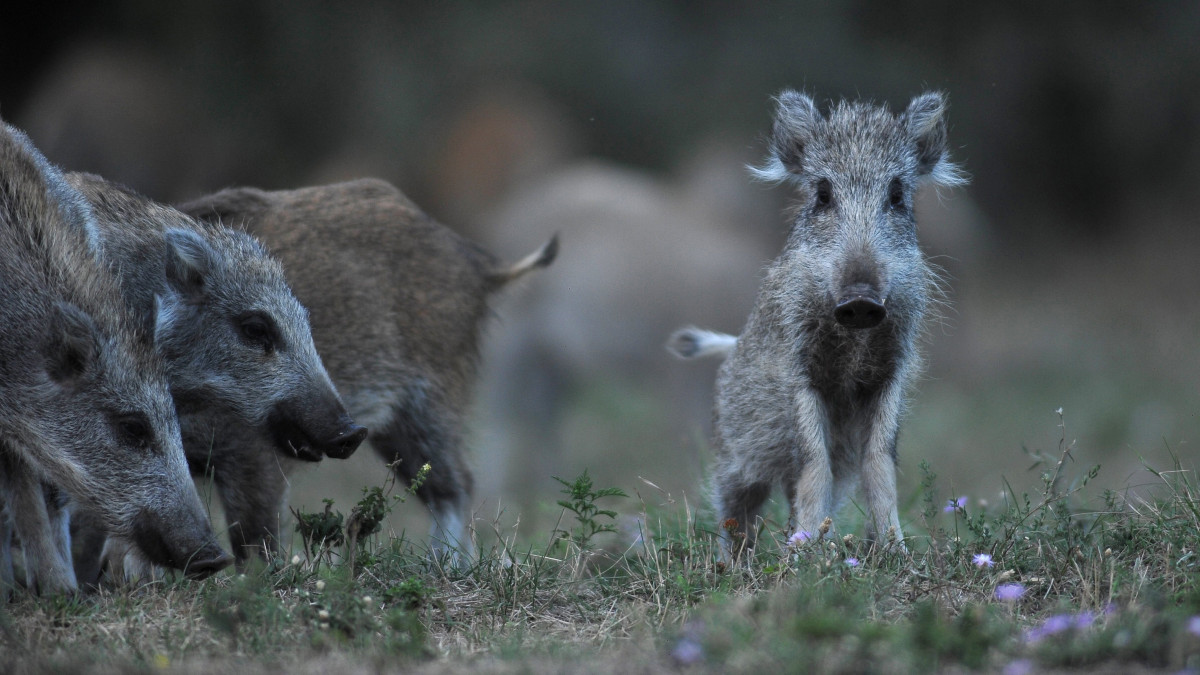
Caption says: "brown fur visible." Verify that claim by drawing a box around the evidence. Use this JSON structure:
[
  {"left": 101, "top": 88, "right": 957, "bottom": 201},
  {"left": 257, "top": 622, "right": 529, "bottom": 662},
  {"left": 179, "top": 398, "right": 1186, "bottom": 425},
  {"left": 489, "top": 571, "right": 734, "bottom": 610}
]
[{"left": 179, "top": 178, "right": 556, "bottom": 557}]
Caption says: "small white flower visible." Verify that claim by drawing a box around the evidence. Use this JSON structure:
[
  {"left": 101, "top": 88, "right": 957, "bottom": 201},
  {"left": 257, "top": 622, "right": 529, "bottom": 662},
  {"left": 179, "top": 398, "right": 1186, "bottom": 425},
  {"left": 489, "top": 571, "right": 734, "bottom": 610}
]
[{"left": 315, "top": 580, "right": 326, "bottom": 592}]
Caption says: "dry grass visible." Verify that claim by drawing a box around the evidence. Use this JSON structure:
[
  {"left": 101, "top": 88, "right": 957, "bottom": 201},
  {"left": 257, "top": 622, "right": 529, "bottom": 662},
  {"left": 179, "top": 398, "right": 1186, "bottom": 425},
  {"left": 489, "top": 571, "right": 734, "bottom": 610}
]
[{"left": 4, "top": 429, "right": 1200, "bottom": 673}]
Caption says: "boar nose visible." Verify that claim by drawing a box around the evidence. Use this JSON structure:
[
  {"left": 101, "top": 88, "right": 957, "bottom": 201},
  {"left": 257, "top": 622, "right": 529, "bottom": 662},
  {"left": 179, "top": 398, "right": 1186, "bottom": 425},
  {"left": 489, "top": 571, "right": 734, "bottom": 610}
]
[
  {"left": 323, "top": 421, "right": 368, "bottom": 460},
  {"left": 132, "top": 510, "right": 233, "bottom": 576},
  {"left": 834, "top": 285, "right": 886, "bottom": 329},
  {"left": 184, "top": 546, "right": 234, "bottom": 579}
]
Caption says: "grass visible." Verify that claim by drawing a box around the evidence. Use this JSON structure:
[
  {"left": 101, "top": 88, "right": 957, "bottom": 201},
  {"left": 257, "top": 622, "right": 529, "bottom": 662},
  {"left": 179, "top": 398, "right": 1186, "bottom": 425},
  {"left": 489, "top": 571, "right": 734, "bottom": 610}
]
[{"left": 4, "top": 419, "right": 1200, "bottom": 673}]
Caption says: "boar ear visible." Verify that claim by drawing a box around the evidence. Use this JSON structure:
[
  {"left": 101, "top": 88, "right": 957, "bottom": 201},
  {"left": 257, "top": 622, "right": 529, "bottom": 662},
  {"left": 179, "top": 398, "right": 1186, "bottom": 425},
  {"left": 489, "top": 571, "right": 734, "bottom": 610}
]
[
  {"left": 151, "top": 294, "right": 177, "bottom": 345},
  {"left": 45, "top": 302, "right": 101, "bottom": 387},
  {"left": 163, "top": 228, "right": 216, "bottom": 301},
  {"left": 750, "top": 90, "right": 822, "bottom": 183},
  {"left": 902, "top": 92, "right": 968, "bottom": 187}
]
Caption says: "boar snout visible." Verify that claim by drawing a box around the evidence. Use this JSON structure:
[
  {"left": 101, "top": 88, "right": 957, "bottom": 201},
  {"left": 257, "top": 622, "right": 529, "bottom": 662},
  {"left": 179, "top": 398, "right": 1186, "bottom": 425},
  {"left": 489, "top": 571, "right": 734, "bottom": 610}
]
[
  {"left": 268, "top": 400, "right": 367, "bottom": 462},
  {"left": 833, "top": 284, "right": 886, "bottom": 329},
  {"left": 324, "top": 417, "right": 368, "bottom": 459},
  {"left": 130, "top": 510, "right": 232, "bottom": 577},
  {"left": 182, "top": 543, "right": 235, "bottom": 579}
]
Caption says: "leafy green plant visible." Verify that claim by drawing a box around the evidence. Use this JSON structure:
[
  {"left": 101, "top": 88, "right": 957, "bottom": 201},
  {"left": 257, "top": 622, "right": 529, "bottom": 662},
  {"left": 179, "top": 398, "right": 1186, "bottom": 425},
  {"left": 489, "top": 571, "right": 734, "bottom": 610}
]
[
  {"left": 293, "top": 498, "right": 345, "bottom": 562},
  {"left": 203, "top": 571, "right": 290, "bottom": 650},
  {"left": 552, "top": 469, "right": 627, "bottom": 550},
  {"left": 384, "top": 577, "right": 435, "bottom": 611},
  {"left": 293, "top": 461, "right": 433, "bottom": 570}
]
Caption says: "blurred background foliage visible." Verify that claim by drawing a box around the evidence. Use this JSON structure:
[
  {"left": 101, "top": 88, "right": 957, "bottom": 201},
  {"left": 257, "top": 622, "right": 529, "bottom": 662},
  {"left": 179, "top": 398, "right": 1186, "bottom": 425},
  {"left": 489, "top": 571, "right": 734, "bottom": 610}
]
[{"left": 4, "top": 2, "right": 1198, "bottom": 540}]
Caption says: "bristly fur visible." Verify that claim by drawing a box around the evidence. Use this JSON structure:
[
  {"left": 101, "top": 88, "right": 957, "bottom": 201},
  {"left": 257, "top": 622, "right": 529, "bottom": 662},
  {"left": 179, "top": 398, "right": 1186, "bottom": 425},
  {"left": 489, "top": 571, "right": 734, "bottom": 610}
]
[
  {"left": 62, "top": 172, "right": 364, "bottom": 582},
  {"left": 0, "top": 122, "right": 227, "bottom": 595},
  {"left": 677, "top": 90, "right": 969, "bottom": 557},
  {"left": 748, "top": 91, "right": 968, "bottom": 190},
  {"left": 174, "top": 178, "right": 556, "bottom": 565}
]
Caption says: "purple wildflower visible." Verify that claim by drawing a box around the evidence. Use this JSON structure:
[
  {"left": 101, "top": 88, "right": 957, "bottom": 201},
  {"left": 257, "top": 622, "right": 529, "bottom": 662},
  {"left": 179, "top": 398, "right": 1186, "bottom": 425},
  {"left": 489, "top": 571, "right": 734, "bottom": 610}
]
[
  {"left": 1025, "top": 611, "right": 1103, "bottom": 643},
  {"left": 1025, "top": 613, "right": 1075, "bottom": 643},
  {"left": 845, "top": 557, "right": 859, "bottom": 567},
  {"left": 1188, "top": 615, "right": 1200, "bottom": 637},
  {"left": 1003, "top": 659, "right": 1034, "bottom": 675},
  {"left": 1042, "top": 614, "right": 1075, "bottom": 634},
  {"left": 1073, "top": 612, "right": 1095, "bottom": 629},
  {"left": 995, "top": 583, "right": 1025, "bottom": 602},
  {"left": 788, "top": 530, "right": 814, "bottom": 547},
  {"left": 672, "top": 620, "right": 706, "bottom": 665},
  {"left": 944, "top": 496, "right": 967, "bottom": 513},
  {"left": 972, "top": 553, "right": 994, "bottom": 568},
  {"left": 671, "top": 637, "right": 704, "bottom": 666}
]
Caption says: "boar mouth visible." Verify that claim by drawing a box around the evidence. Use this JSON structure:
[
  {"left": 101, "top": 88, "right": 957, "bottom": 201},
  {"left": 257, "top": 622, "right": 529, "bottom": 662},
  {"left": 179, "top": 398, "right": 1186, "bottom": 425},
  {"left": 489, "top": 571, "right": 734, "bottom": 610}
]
[
  {"left": 267, "top": 405, "right": 367, "bottom": 462},
  {"left": 130, "top": 513, "right": 233, "bottom": 578},
  {"left": 269, "top": 412, "right": 325, "bottom": 462}
]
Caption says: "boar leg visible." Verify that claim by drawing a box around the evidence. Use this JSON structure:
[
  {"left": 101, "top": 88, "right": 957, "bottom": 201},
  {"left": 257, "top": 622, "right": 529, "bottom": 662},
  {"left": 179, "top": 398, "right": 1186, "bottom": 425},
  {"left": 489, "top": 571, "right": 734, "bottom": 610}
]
[
  {"left": 211, "top": 442, "right": 291, "bottom": 565},
  {"left": 0, "top": 453, "right": 77, "bottom": 594},
  {"left": 372, "top": 389, "right": 474, "bottom": 559}
]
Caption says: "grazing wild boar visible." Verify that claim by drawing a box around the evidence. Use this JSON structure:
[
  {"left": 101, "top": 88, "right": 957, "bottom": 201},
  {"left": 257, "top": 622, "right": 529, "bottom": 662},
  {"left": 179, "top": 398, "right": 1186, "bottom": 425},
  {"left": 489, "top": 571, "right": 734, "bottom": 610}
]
[
  {"left": 179, "top": 178, "right": 557, "bottom": 558},
  {"left": 0, "top": 123, "right": 231, "bottom": 595},
  {"left": 668, "top": 91, "right": 967, "bottom": 555},
  {"left": 59, "top": 172, "right": 368, "bottom": 574}
]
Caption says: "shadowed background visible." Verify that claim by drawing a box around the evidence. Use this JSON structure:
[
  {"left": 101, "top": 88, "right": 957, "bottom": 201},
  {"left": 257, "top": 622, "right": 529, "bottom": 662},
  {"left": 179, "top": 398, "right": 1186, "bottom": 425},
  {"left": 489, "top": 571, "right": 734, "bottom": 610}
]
[{"left": 5, "top": 2, "right": 1198, "bottom": 545}]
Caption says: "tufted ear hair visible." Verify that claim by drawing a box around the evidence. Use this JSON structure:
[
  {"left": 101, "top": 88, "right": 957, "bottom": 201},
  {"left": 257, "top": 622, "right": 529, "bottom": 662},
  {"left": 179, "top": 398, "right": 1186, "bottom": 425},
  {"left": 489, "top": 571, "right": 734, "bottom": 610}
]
[
  {"left": 749, "top": 89, "right": 823, "bottom": 183},
  {"left": 902, "top": 92, "right": 968, "bottom": 187},
  {"left": 163, "top": 228, "right": 217, "bottom": 303},
  {"left": 45, "top": 302, "right": 101, "bottom": 388}
]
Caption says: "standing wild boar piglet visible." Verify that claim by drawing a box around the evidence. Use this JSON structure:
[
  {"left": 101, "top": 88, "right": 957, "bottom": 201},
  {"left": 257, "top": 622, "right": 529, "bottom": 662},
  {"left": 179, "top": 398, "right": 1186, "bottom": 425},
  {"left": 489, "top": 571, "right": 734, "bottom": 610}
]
[
  {"left": 0, "top": 123, "right": 231, "bottom": 596},
  {"left": 179, "top": 179, "right": 556, "bottom": 560},
  {"left": 669, "top": 91, "right": 967, "bottom": 554}
]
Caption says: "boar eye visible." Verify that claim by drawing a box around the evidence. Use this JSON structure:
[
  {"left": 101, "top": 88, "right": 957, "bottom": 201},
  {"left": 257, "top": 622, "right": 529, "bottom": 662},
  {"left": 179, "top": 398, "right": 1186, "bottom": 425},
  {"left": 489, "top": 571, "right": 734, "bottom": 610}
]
[
  {"left": 888, "top": 177, "right": 906, "bottom": 211},
  {"left": 236, "top": 312, "right": 278, "bottom": 353},
  {"left": 814, "top": 179, "right": 833, "bottom": 210},
  {"left": 113, "top": 413, "right": 153, "bottom": 450}
]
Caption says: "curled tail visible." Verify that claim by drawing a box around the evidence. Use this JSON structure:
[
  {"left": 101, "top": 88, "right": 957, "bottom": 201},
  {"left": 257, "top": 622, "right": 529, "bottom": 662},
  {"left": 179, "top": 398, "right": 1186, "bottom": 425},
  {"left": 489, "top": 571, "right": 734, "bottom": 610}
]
[
  {"left": 666, "top": 327, "right": 738, "bottom": 360},
  {"left": 485, "top": 234, "right": 559, "bottom": 290}
]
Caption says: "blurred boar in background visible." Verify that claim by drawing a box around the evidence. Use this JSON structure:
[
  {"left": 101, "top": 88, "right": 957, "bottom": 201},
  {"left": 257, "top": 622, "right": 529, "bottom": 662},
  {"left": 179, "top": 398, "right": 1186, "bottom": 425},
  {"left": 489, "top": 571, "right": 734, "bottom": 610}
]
[{"left": 468, "top": 156, "right": 779, "bottom": 506}]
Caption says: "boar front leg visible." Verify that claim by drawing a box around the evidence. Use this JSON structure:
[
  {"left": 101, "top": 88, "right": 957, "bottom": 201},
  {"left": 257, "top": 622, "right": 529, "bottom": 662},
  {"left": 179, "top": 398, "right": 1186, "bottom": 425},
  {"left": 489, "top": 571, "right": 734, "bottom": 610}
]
[
  {"left": 789, "top": 387, "right": 836, "bottom": 540},
  {"left": 211, "top": 440, "right": 291, "bottom": 564},
  {"left": 0, "top": 453, "right": 77, "bottom": 594},
  {"left": 860, "top": 382, "right": 905, "bottom": 548}
]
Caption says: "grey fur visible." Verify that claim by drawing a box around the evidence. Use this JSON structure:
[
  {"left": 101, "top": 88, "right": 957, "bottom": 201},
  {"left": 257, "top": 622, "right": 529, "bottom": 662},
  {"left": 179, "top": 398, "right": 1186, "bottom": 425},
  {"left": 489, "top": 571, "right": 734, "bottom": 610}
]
[
  {"left": 61, "top": 173, "right": 368, "bottom": 575},
  {"left": 178, "top": 178, "right": 556, "bottom": 560},
  {"left": 677, "top": 91, "right": 965, "bottom": 555},
  {"left": 0, "top": 122, "right": 231, "bottom": 595}
]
